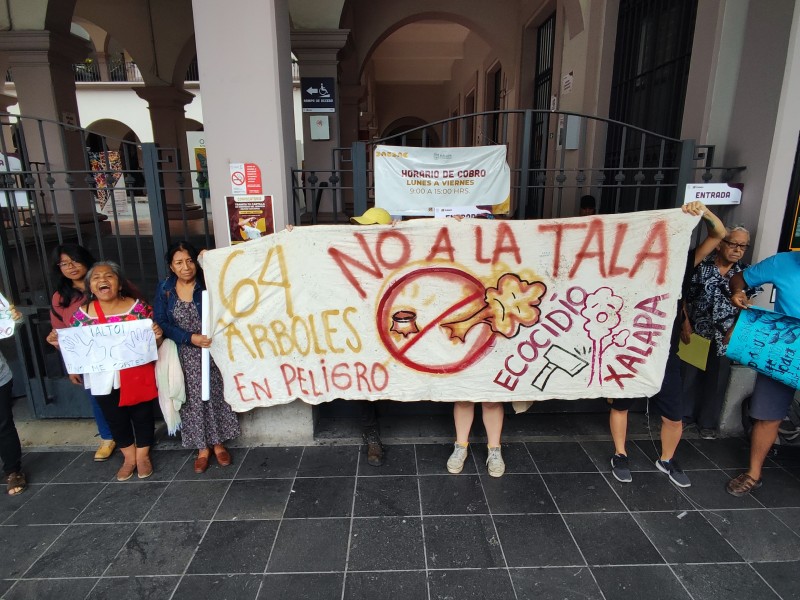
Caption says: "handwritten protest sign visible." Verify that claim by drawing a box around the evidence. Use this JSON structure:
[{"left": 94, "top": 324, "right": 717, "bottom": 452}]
[
  {"left": 57, "top": 319, "right": 158, "bottom": 375},
  {"left": 726, "top": 307, "right": 800, "bottom": 389},
  {"left": 0, "top": 292, "right": 16, "bottom": 339},
  {"left": 374, "top": 145, "right": 510, "bottom": 216},
  {"left": 202, "top": 209, "right": 700, "bottom": 411}
]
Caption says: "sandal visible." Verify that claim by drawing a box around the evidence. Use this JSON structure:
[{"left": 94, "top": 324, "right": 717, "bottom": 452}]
[
  {"left": 6, "top": 472, "right": 26, "bottom": 496},
  {"left": 727, "top": 473, "right": 762, "bottom": 497}
]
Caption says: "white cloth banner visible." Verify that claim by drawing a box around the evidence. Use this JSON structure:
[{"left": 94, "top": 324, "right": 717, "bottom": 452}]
[
  {"left": 373, "top": 145, "right": 511, "bottom": 216},
  {"left": 203, "top": 209, "right": 700, "bottom": 412},
  {"left": 57, "top": 319, "right": 158, "bottom": 375}
]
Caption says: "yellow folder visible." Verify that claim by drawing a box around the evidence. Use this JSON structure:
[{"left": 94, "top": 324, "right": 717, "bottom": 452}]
[{"left": 678, "top": 333, "right": 711, "bottom": 371}]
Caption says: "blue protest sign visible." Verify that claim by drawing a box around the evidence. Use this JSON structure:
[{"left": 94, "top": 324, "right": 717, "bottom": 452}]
[{"left": 726, "top": 306, "right": 800, "bottom": 389}]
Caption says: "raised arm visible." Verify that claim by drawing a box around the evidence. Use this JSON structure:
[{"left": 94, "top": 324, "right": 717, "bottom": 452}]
[{"left": 682, "top": 201, "right": 725, "bottom": 267}]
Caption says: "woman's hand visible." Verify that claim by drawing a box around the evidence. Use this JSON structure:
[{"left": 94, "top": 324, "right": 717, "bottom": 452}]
[
  {"left": 152, "top": 323, "right": 163, "bottom": 340},
  {"left": 731, "top": 290, "right": 750, "bottom": 310},
  {"left": 46, "top": 329, "right": 60, "bottom": 349},
  {"left": 68, "top": 374, "right": 83, "bottom": 386},
  {"left": 682, "top": 201, "right": 707, "bottom": 216},
  {"left": 191, "top": 333, "right": 212, "bottom": 348},
  {"left": 680, "top": 320, "right": 693, "bottom": 345}
]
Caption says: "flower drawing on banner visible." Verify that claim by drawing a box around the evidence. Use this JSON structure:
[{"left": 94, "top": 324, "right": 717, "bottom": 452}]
[
  {"left": 441, "top": 273, "right": 547, "bottom": 342},
  {"left": 581, "top": 287, "right": 629, "bottom": 385}
]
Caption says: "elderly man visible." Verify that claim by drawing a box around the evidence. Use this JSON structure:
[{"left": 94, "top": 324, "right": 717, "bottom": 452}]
[
  {"left": 681, "top": 226, "right": 760, "bottom": 438},
  {"left": 726, "top": 251, "right": 800, "bottom": 497}
]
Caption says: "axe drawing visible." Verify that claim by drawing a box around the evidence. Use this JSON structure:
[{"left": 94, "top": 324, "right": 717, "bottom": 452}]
[{"left": 531, "top": 345, "right": 589, "bottom": 391}]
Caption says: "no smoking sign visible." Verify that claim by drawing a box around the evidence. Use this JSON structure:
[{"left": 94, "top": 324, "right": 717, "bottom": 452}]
[{"left": 229, "top": 162, "right": 262, "bottom": 195}]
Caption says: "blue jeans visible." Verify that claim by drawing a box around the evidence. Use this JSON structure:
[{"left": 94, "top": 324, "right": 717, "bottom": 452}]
[{"left": 87, "top": 390, "right": 113, "bottom": 440}]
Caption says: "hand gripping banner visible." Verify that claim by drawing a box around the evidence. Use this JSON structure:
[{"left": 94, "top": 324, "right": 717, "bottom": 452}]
[{"left": 202, "top": 209, "right": 700, "bottom": 411}]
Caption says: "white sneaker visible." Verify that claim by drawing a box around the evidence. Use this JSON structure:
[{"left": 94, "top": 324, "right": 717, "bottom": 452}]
[
  {"left": 486, "top": 446, "right": 505, "bottom": 478},
  {"left": 446, "top": 443, "right": 469, "bottom": 474}
]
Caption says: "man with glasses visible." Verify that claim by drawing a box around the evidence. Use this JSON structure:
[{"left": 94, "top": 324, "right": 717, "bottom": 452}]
[
  {"left": 726, "top": 250, "right": 800, "bottom": 496},
  {"left": 681, "top": 226, "right": 760, "bottom": 439}
]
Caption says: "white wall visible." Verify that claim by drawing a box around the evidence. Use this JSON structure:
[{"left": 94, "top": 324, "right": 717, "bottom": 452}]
[{"left": 75, "top": 85, "right": 204, "bottom": 142}]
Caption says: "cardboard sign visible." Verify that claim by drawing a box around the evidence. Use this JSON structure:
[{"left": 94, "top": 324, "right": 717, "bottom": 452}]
[
  {"left": 57, "top": 319, "right": 158, "bottom": 375},
  {"left": 726, "top": 307, "right": 800, "bottom": 389}
]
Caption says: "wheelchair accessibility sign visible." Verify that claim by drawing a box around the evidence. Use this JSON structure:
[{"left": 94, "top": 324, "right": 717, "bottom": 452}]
[{"left": 301, "top": 77, "right": 336, "bottom": 113}]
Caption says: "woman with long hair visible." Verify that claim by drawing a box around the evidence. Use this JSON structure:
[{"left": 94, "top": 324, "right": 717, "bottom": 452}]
[
  {"left": 46, "top": 244, "right": 116, "bottom": 461},
  {"left": 154, "top": 241, "right": 240, "bottom": 473},
  {"left": 70, "top": 261, "right": 163, "bottom": 481}
]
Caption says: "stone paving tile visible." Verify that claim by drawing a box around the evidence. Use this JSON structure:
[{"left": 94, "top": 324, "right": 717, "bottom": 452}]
[{"left": 3, "top": 439, "right": 798, "bottom": 600}]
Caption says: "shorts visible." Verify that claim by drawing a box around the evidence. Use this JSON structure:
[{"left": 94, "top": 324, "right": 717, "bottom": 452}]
[
  {"left": 749, "top": 373, "right": 797, "bottom": 421},
  {"left": 609, "top": 352, "right": 682, "bottom": 422}
]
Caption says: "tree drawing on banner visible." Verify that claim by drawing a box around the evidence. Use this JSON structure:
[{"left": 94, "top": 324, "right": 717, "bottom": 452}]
[
  {"left": 441, "top": 273, "right": 547, "bottom": 342},
  {"left": 581, "top": 287, "right": 629, "bottom": 385}
]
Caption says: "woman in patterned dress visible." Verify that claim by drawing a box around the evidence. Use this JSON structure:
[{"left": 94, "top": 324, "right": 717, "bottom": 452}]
[
  {"left": 154, "top": 241, "right": 240, "bottom": 473},
  {"left": 70, "top": 262, "right": 163, "bottom": 481}
]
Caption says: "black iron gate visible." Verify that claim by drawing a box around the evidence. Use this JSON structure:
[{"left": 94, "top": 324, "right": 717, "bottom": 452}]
[
  {"left": 292, "top": 109, "right": 743, "bottom": 225},
  {"left": 0, "top": 113, "right": 213, "bottom": 418}
]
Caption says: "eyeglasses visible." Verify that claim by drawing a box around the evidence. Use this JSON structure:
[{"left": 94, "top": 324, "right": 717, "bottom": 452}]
[
  {"left": 721, "top": 240, "right": 749, "bottom": 250},
  {"left": 57, "top": 261, "right": 80, "bottom": 269}
]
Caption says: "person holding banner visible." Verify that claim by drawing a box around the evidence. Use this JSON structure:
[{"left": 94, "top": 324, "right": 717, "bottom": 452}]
[
  {"left": 69, "top": 262, "right": 162, "bottom": 481},
  {"left": 726, "top": 251, "right": 800, "bottom": 497},
  {"left": 681, "top": 226, "right": 760, "bottom": 438},
  {"left": 154, "top": 242, "right": 240, "bottom": 474},
  {"left": 45, "top": 244, "right": 116, "bottom": 462},
  {"left": 0, "top": 304, "right": 26, "bottom": 495},
  {"left": 607, "top": 201, "right": 725, "bottom": 487}
]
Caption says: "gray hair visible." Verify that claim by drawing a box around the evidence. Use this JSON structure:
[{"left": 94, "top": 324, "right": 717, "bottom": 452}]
[
  {"left": 85, "top": 261, "right": 131, "bottom": 299},
  {"left": 725, "top": 225, "right": 750, "bottom": 238}
]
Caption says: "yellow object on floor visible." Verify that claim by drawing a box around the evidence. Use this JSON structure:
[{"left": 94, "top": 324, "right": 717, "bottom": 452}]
[{"left": 94, "top": 439, "right": 116, "bottom": 461}]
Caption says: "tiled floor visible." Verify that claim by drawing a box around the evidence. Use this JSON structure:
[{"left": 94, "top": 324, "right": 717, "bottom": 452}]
[{"left": 2, "top": 437, "right": 800, "bottom": 599}]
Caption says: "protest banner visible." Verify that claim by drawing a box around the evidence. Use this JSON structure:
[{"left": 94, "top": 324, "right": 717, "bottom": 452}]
[
  {"left": 201, "top": 209, "right": 700, "bottom": 411},
  {"left": 374, "top": 145, "right": 510, "bottom": 216},
  {"left": 57, "top": 319, "right": 158, "bottom": 375},
  {"left": 726, "top": 307, "right": 800, "bottom": 389}
]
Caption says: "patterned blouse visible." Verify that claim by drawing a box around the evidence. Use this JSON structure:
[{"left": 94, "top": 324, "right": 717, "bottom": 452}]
[
  {"left": 685, "top": 251, "right": 760, "bottom": 356},
  {"left": 70, "top": 299, "right": 153, "bottom": 326}
]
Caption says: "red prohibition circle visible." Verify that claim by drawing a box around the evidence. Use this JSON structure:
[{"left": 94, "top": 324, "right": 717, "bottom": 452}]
[
  {"left": 231, "top": 171, "right": 245, "bottom": 185},
  {"left": 376, "top": 267, "right": 496, "bottom": 374}
]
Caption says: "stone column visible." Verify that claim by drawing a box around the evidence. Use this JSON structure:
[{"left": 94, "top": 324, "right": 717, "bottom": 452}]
[
  {"left": 135, "top": 85, "right": 202, "bottom": 219},
  {"left": 192, "top": 0, "right": 312, "bottom": 444},
  {"left": 291, "top": 29, "right": 350, "bottom": 219},
  {"left": 0, "top": 30, "right": 105, "bottom": 226}
]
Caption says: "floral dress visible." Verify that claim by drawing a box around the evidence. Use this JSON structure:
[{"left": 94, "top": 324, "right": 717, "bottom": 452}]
[
  {"left": 685, "top": 252, "right": 761, "bottom": 356},
  {"left": 172, "top": 299, "right": 240, "bottom": 448}
]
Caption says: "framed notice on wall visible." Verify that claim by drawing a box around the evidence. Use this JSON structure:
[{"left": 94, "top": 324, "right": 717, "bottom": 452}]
[{"left": 780, "top": 132, "right": 800, "bottom": 252}]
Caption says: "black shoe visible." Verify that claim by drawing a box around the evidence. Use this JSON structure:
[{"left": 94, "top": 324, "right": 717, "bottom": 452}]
[
  {"left": 363, "top": 428, "right": 384, "bottom": 467},
  {"left": 698, "top": 428, "right": 717, "bottom": 440},
  {"left": 611, "top": 453, "right": 632, "bottom": 483},
  {"left": 656, "top": 458, "right": 691, "bottom": 487}
]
